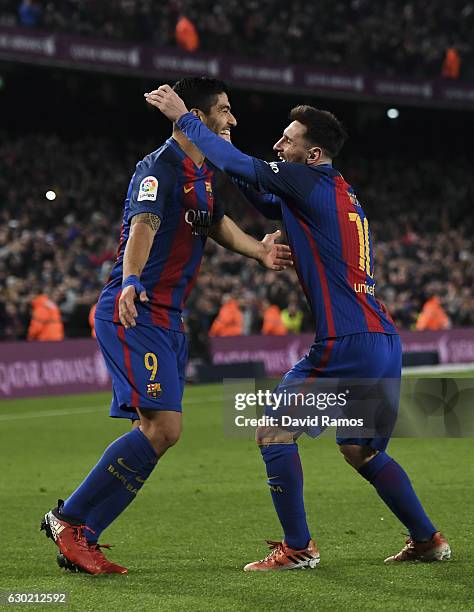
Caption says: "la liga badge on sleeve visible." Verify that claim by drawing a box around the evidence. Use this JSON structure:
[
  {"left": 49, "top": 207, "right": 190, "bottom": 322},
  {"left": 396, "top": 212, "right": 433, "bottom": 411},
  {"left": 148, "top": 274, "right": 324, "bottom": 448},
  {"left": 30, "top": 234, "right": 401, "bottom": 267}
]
[{"left": 137, "top": 176, "right": 159, "bottom": 201}]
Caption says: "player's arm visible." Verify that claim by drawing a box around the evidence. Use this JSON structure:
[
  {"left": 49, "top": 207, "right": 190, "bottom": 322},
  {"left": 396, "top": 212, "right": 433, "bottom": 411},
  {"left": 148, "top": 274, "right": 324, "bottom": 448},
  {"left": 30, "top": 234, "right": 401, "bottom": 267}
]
[
  {"left": 209, "top": 215, "right": 292, "bottom": 270},
  {"left": 119, "top": 164, "right": 171, "bottom": 329},
  {"left": 119, "top": 213, "right": 160, "bottom": 329},
  {"left": 145, "top": 86, "right": 312, "bottom": 201}
]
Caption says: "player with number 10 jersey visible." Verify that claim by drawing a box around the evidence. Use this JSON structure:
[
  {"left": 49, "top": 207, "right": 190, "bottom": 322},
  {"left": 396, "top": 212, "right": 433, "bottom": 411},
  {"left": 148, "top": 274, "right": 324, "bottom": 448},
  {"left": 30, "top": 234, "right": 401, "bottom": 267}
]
[{"left": 147, "top": 87, "right": 450, "bottom": 570}]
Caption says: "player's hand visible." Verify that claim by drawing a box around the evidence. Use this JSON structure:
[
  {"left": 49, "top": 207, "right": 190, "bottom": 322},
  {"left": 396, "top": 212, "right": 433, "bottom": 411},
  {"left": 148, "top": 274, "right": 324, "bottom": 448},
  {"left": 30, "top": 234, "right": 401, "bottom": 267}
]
[
  {"left": 144, "top": 85, "right": 189, "bottom": 122},
  {"left": 119, "top": 276, "right": 149, "bottom": 329},
  {"left": 259, "top": 230, "right": 293, "bottom": 271}
]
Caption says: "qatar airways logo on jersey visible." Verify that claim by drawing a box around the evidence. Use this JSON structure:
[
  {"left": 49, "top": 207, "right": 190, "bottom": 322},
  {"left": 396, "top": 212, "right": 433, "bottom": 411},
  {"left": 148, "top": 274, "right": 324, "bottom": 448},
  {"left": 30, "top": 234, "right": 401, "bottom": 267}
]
[{"left": 185, "top": 209, "right": 212, "bottom": 236}]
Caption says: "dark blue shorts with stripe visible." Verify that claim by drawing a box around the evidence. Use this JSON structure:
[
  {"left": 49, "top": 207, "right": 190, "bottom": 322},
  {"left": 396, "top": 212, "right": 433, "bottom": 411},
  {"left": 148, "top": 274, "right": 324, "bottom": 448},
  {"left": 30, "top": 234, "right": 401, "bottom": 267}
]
[
  {"left": 264, "top": 332, "right": 402, "bottom": 451},
  {"left": 95, "top": 318, "right": 188, "bottom": 421}
]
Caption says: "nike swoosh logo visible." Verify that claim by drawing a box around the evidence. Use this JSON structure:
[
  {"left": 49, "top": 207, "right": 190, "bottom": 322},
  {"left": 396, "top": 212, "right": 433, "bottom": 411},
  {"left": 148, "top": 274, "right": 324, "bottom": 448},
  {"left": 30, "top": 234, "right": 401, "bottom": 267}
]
[
  {"left": 267, "top": 476, "right": 280, "bottom": 480},
  {"left": 117, "top": 458, "right": 138, "bottom": 473},
  {"left": 184, "top": 185, "right": 194, "bottom": 193}
]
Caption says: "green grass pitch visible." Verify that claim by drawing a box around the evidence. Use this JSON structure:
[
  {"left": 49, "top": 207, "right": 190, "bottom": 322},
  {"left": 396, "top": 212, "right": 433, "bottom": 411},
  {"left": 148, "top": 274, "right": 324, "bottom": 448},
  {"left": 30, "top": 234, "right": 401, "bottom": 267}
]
[{"left": 0, "top": 382, "right": 472, "bottom": 611}]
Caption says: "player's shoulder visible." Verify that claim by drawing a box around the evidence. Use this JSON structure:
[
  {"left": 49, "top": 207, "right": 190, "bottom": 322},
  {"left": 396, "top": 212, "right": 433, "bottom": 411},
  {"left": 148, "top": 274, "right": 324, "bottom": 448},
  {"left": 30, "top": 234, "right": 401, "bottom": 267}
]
[
  {"left": 136, "top": 138, "right": 180, "bottom": 177},
  {"left": 308, "top": 163, "right": 347, "bottom": 192},
  {"left": 261, "top": 160, "right": 339, "bottom": 180},
  {"left": 311, "top": 163, "right": 341, "bottom": 178}
]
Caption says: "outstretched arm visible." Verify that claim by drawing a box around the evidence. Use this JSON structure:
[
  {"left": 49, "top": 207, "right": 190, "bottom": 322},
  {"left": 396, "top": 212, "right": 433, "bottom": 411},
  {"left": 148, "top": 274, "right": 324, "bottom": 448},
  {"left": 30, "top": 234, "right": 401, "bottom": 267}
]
[
  {"left": 209, "top": 215, "right": 292, "bottom": 271},
  {"left": 145, "top": 86, "right": 311, "bottom": 202}
]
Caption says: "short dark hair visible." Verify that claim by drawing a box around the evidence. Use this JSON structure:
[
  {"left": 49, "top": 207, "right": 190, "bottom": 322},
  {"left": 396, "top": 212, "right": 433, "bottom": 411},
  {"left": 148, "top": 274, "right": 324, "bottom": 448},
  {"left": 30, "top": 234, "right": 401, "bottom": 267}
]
[
  {"left": 289, "top": 105, "right": 348, "bottom": 158},
  {"left": 172, "top": 77, "right": 229, "bottom": 115}
]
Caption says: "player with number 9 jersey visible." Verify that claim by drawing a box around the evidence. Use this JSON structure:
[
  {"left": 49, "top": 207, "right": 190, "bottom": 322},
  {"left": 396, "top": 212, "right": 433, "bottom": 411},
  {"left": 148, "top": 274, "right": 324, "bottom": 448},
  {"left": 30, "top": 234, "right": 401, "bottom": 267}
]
[
  {"left": 94, "top": 135, "right": 223, "bottom": 419},
  {"left": 40, "top": 78, "right": 295, "bottom": 576}
]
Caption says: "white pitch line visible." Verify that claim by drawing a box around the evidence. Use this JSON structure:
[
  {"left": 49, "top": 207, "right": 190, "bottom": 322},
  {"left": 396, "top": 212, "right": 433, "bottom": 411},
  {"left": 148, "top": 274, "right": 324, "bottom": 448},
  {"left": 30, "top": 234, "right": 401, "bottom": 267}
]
[
  {"left": 402, "top": 362, "right": 474, "bottom": 374},
  {"left": 0, "top": 395, "right": 223, "bottom": 422},
  {"left": 0, "top": 405, "right": 102, "bottom": 422}
]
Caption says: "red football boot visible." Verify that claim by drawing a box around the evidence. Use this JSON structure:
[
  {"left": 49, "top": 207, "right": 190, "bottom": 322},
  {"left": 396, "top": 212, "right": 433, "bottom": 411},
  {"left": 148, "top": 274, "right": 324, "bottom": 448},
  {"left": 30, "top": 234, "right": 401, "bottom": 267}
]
[
  {"left": 41, "top": 500, "right": 128, "bottom": 575},
  {"left": 384, "top": 532, "right": 451, "bottom": 563},
  {"left": 57, "top": 544, "right": 127, "bottom": 575},
  {"left": 244, "top": 539, "right": 320, "bottom": 571}
]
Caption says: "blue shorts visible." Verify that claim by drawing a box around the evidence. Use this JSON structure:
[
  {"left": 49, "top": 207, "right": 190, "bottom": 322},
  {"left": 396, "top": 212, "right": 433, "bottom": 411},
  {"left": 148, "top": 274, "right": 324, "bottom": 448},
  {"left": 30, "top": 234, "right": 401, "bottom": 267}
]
[
  {"left": 95, "top": 319, "right": 188, "bottom": 420},
  {"left": 267, "top": 332, "right": 402, "bottom": 451}
]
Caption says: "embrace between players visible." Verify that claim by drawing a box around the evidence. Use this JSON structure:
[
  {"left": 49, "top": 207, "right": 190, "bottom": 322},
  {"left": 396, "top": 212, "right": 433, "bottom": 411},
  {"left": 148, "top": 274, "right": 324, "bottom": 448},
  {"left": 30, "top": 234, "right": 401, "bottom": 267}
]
[{"left": 41, "top": 77, "right": 450, "bottom": 574}]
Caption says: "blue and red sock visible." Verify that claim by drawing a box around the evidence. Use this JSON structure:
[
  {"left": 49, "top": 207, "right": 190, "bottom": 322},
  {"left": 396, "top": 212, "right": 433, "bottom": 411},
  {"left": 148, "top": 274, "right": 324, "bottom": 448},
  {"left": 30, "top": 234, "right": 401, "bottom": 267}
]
[{"left": 358, "top": 451, "right": 436, "bottom": 541}]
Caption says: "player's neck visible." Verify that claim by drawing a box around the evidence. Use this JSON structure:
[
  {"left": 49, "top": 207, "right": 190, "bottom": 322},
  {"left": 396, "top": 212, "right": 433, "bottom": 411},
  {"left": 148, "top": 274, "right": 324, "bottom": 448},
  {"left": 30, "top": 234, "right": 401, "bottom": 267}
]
[{"left": 172, "top": 129, "right": 205, "bottom": 168}]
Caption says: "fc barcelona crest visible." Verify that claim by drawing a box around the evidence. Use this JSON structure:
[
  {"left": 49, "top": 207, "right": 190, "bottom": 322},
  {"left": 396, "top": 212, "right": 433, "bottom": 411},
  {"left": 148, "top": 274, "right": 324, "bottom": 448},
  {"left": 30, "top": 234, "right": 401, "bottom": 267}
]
[{"left": 147, "top": 382, "right": 162, "bottom": 398}]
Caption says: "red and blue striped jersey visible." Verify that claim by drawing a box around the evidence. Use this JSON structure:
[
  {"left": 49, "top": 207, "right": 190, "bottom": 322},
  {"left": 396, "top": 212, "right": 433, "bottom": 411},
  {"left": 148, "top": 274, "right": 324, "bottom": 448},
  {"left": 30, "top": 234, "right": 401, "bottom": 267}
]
[
  {"left": 95, "top": 137, "right": 223, "bottom": 331},
  {"left": 176, "top": 113, "right": 398, "bottom": 341},
  {"left": 250, "top": 162, "right": 397, "bottom": 339}
]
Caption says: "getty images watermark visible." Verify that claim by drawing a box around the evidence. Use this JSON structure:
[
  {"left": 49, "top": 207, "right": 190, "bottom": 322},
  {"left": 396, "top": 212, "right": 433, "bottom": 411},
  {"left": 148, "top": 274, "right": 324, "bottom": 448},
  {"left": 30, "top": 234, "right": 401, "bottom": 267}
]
[
  {"left": 222, "top": 377, "right": 474, "bottom": 439},
  {"left": 233, "top": 388, "right": 361, "bottom": 429}
]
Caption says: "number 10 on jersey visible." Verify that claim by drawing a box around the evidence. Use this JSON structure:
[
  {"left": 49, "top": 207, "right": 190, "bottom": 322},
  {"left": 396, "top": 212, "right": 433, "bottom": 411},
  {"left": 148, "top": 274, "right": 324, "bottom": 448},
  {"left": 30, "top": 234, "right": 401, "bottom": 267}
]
[{"left": 348, "top": 212, "right": 374, "bottom": 278}]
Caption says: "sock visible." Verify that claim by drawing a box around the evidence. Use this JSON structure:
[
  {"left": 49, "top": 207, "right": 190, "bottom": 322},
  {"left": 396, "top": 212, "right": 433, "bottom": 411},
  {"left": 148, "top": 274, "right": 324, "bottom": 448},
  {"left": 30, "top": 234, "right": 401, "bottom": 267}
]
[
  {"left": 84, "top": 456, "right": 157, "bottom": 544},
  {"left": 260, "top": 443, "right": 311, "bottom": 550},
  {"left": 62, "top": 428, "right": 158, "bottom": 529},
  {"left": 358, "top": 451, "right": 436, "bottom": 541}
]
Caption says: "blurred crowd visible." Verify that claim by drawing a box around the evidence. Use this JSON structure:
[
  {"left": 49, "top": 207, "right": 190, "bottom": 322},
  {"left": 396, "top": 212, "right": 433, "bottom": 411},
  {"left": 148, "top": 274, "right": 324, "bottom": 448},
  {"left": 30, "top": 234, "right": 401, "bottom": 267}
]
[
  {"left": 1, "top": 0, "right": 472, "bottom": 79},
  {"left": 0, "top": 133, "right": 473, "bottom": 354}
]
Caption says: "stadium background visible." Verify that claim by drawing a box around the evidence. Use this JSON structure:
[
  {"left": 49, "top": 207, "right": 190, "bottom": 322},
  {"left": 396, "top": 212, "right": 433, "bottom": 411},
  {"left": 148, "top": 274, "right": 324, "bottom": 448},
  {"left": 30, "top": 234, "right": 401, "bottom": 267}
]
[
  {"left": 0, "top": 2, "right": 473, "bottom": 611},
  {"left": 2, "top": 67, "right": 474, "bottom": 352}
]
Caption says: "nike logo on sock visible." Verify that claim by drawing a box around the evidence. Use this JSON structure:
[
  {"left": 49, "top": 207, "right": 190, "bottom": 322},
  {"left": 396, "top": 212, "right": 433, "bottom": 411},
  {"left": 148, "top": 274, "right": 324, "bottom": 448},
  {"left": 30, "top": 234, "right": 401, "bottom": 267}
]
[{"left": 117, "top": 458, "right": 138, "bottom": 473}]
